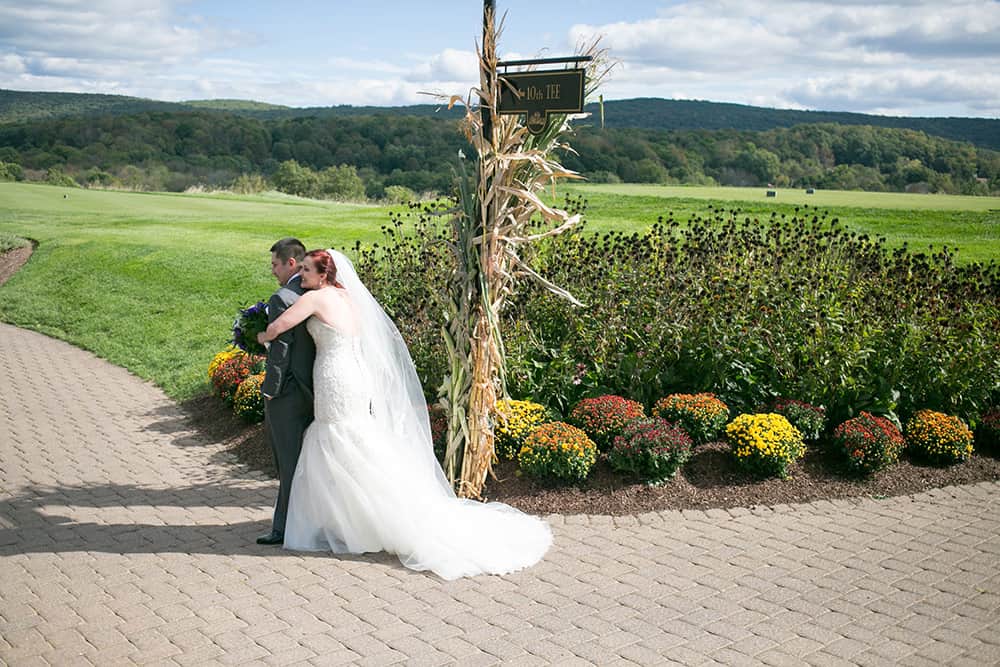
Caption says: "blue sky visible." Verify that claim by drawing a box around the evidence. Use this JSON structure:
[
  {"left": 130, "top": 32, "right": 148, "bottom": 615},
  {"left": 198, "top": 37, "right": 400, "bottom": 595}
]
[{"left": 1, "top": 1, "right": 998, "bottom": 118}]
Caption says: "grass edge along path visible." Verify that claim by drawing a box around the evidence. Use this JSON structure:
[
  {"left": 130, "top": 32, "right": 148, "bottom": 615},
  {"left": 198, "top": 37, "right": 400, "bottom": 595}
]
[{"left": 0, "top": 183, "right": 387, "bottom": 399}]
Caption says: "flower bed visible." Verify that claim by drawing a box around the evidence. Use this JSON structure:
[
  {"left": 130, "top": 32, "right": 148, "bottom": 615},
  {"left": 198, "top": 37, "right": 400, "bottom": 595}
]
[
  {"left": 356, "top": 204, "right": 1000, "bottom": 432},
  {"left": 208, "top": 346, "right": 241, "bottom": 380},
  {"left": 233, "top": 373, "right": 266, "bottom": 423},
  {"left": 494, "top": 399, "right": 549, "bottom": 460},
  {"left": 209, "top": 350, "right": 265, "bottom": 405}
]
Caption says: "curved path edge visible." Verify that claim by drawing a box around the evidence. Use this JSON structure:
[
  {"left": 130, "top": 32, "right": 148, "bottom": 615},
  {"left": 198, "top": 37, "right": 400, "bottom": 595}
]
[{"left": 2, "top": 322, "right": 999, "bottom": 665}]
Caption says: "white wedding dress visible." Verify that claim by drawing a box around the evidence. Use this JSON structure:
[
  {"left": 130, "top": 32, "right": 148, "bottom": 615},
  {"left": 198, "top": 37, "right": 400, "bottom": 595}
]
[{"left": 282, "top": 253, "right": 552, "bottom": 580}]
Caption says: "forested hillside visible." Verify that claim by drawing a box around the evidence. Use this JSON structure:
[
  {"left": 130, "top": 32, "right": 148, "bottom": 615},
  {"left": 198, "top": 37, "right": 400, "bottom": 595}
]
[
  {"left": 3, "top": 89, "right": 998, "bottom": 151},
  {"left": 0, "top": 90, "right": 189, "bottom": 123},
  {"left": 594, "top": 98, "right": 1000, "bottom": 152},
  {"left": 0, "top": 93, "right": 997, "bottom": 197}
]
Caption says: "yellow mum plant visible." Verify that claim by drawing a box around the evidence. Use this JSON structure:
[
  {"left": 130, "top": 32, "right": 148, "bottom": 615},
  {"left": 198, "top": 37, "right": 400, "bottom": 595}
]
[
  {"left": 905, "top": 409, "right": 973, "bottom": 464},
  {"left": 233, "top": 372, "right": 266, "bottom": 423},
  {"left": 518, "top": 422, "right": 597, "bottom": 482},
  {"left": 494, "top": 399, "right": 549, "bottom": 460},
  {"left": 653, "top": 393, "right": 729, "bottom": 444},
  {"left": 726, "top": 413, "right": 805, "bottom": 479}
]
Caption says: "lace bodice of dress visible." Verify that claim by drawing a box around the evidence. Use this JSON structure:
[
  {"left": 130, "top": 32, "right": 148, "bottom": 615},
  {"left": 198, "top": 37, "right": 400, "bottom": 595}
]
[{"left": 306, "top": 317, "right": 371, "bottom": 423}]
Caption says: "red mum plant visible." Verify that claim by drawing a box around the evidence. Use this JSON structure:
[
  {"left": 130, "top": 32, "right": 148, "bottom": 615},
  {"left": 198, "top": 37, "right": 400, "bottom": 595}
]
[
  {"left": 832, "top": 412, "right": 905, "bottom": 475},
  {"left": 610, "top": 417, "right": 692, "bottom": 484},
  {"left": 211, "top": 353, "right": 265, "bottom": 405},
  {"left": 568, "top": 395, "right": 645, "bottom": 451}
]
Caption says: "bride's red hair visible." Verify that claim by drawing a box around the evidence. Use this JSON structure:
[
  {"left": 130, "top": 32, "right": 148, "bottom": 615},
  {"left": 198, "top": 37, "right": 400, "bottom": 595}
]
[{"left": 306, "top": 249, "right": 344, "bottom": 288}]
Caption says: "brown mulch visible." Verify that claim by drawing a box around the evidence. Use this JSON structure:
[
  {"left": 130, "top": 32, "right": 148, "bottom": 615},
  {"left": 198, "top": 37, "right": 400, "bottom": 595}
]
[
  {"left": 4, "top": 247, "right": 995, "bottom": 515},
  {"left": 0, "top": 244, "right": 34, "bottom": 286},
  {"left": 484, "top": 442, "right": 999, "bottom": 515},
  {"left": 182, "top": 394, "right": 1000, "bottom": 516}
]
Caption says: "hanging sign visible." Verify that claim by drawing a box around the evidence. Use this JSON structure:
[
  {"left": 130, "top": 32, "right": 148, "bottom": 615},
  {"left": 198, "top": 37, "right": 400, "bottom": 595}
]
[{"left": 498, "top": 68, "right": 585, "bottom": 135}]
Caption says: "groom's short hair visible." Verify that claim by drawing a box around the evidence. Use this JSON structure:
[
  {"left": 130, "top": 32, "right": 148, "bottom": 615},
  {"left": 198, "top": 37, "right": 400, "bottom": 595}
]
[{"left": 271, "top": 238, "right": 306, "bottom": 264}]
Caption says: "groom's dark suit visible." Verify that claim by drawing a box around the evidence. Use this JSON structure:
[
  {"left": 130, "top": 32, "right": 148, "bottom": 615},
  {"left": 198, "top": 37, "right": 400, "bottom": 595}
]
[{"left": 262, "top": 274, "right": 316, "bottom": 537}]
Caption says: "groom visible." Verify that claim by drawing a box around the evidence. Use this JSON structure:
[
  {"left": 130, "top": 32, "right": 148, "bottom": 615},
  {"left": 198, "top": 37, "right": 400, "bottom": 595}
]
[{"left": 257, "top": 237, "right": 316, "bottom": 545}]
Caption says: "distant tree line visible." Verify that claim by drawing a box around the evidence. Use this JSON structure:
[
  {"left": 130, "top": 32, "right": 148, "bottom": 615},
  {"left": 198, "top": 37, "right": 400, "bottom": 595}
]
[
  {"left": 590, "top": 98, "right": 1000, "bottom": 152},
  {"left": 564, "top": 124, "right": 999, "bottom": 194},
  {"left": 0, "top": 110, "right": 997, "bottom": 197},
  {"left": 4, "top": 90, "right": 997, "bottom": 151}
]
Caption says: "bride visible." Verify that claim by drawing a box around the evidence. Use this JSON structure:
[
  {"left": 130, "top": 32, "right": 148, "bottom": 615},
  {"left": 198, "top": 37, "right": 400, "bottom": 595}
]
[{"left": 257, "top": 249, "right": 552, "bottom": 580}]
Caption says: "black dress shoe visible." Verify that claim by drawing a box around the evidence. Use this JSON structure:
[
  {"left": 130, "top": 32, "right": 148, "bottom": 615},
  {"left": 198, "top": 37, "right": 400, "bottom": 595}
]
[{"left": 256, "top": 531, "right": 284, "bottom": 545}]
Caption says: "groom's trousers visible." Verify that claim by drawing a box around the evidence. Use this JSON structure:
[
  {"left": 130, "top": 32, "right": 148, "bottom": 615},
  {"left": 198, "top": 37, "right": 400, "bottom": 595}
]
[{"left": 264, "top": 378, "right": 314, "bottom": 535}]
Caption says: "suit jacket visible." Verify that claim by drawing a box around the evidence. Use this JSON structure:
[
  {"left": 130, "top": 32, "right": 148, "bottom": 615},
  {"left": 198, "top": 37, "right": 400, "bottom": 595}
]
[{"left": 261, "top": 275, "right": 316, "bottom": 400}]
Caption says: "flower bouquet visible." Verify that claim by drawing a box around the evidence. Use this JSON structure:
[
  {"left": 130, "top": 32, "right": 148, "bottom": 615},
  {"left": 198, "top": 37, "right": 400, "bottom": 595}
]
[{"left": 231, "top": 301, "right": 269, "bottom": 356}]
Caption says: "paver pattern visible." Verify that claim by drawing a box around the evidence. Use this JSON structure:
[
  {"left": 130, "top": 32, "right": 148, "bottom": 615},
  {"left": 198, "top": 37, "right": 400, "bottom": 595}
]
[{"left": 1, "top": 321, "right": 999, "bottom": 666}]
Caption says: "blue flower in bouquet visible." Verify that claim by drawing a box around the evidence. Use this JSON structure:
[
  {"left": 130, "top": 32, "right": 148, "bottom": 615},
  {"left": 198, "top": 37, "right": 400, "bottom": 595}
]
[{"left": 231, "top": 301, "right": 269, "bottom": 355}]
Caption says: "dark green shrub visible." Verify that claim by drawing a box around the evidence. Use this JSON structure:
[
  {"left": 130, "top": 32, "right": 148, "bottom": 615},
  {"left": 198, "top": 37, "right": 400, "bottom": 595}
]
[
  {"left": 353, "top": 200, "right": 1000, "bottom": 427},
  {"left": 976, "top": 408, "right": 1000, "bottom": 451},
  {"left": 769, "top": 398, "right": 827, "bottom": 441}
]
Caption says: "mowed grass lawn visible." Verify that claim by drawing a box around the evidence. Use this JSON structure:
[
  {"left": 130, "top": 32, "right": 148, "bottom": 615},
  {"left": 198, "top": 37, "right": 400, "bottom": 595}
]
[
  {"left": 0, "top": 183, "right": 388, "bottom": 398},
  {"left": 1, "top": 181, "right": 998, "bottom": 399}
]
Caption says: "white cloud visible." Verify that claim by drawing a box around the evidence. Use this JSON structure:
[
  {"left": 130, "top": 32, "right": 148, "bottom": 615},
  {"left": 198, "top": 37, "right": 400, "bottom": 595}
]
[
  {"left": 406, "top": 48, "right": 478, "bottom": 84},
  {"left": 327, "top": 57, "right": 407, "bottom": 76},
  {"left": 0, "top": 53, "right": 27, "bottom": 75},
  {"left": 0, "top": 0, "right": 997, "bottom": 116},
  {"left": 0, "top": 0, "right": 238, "bottom": 61},
  {"left": 567, "top": 0, "right": 1000, "bottom": 117},
  {"left": 785, "top": 70, "right": 1000, "bottom": 115}
]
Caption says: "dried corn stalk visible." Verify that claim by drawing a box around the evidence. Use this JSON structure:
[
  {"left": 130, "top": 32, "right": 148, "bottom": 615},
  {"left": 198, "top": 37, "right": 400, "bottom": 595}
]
[{"left": 436, "top": 10, "right": 612, "bottom": 498}]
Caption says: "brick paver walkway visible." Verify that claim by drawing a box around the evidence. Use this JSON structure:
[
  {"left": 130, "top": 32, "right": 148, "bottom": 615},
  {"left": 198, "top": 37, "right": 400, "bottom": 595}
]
[{"left": 1, "top": 321, "right": 999, "bottom": 666}]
